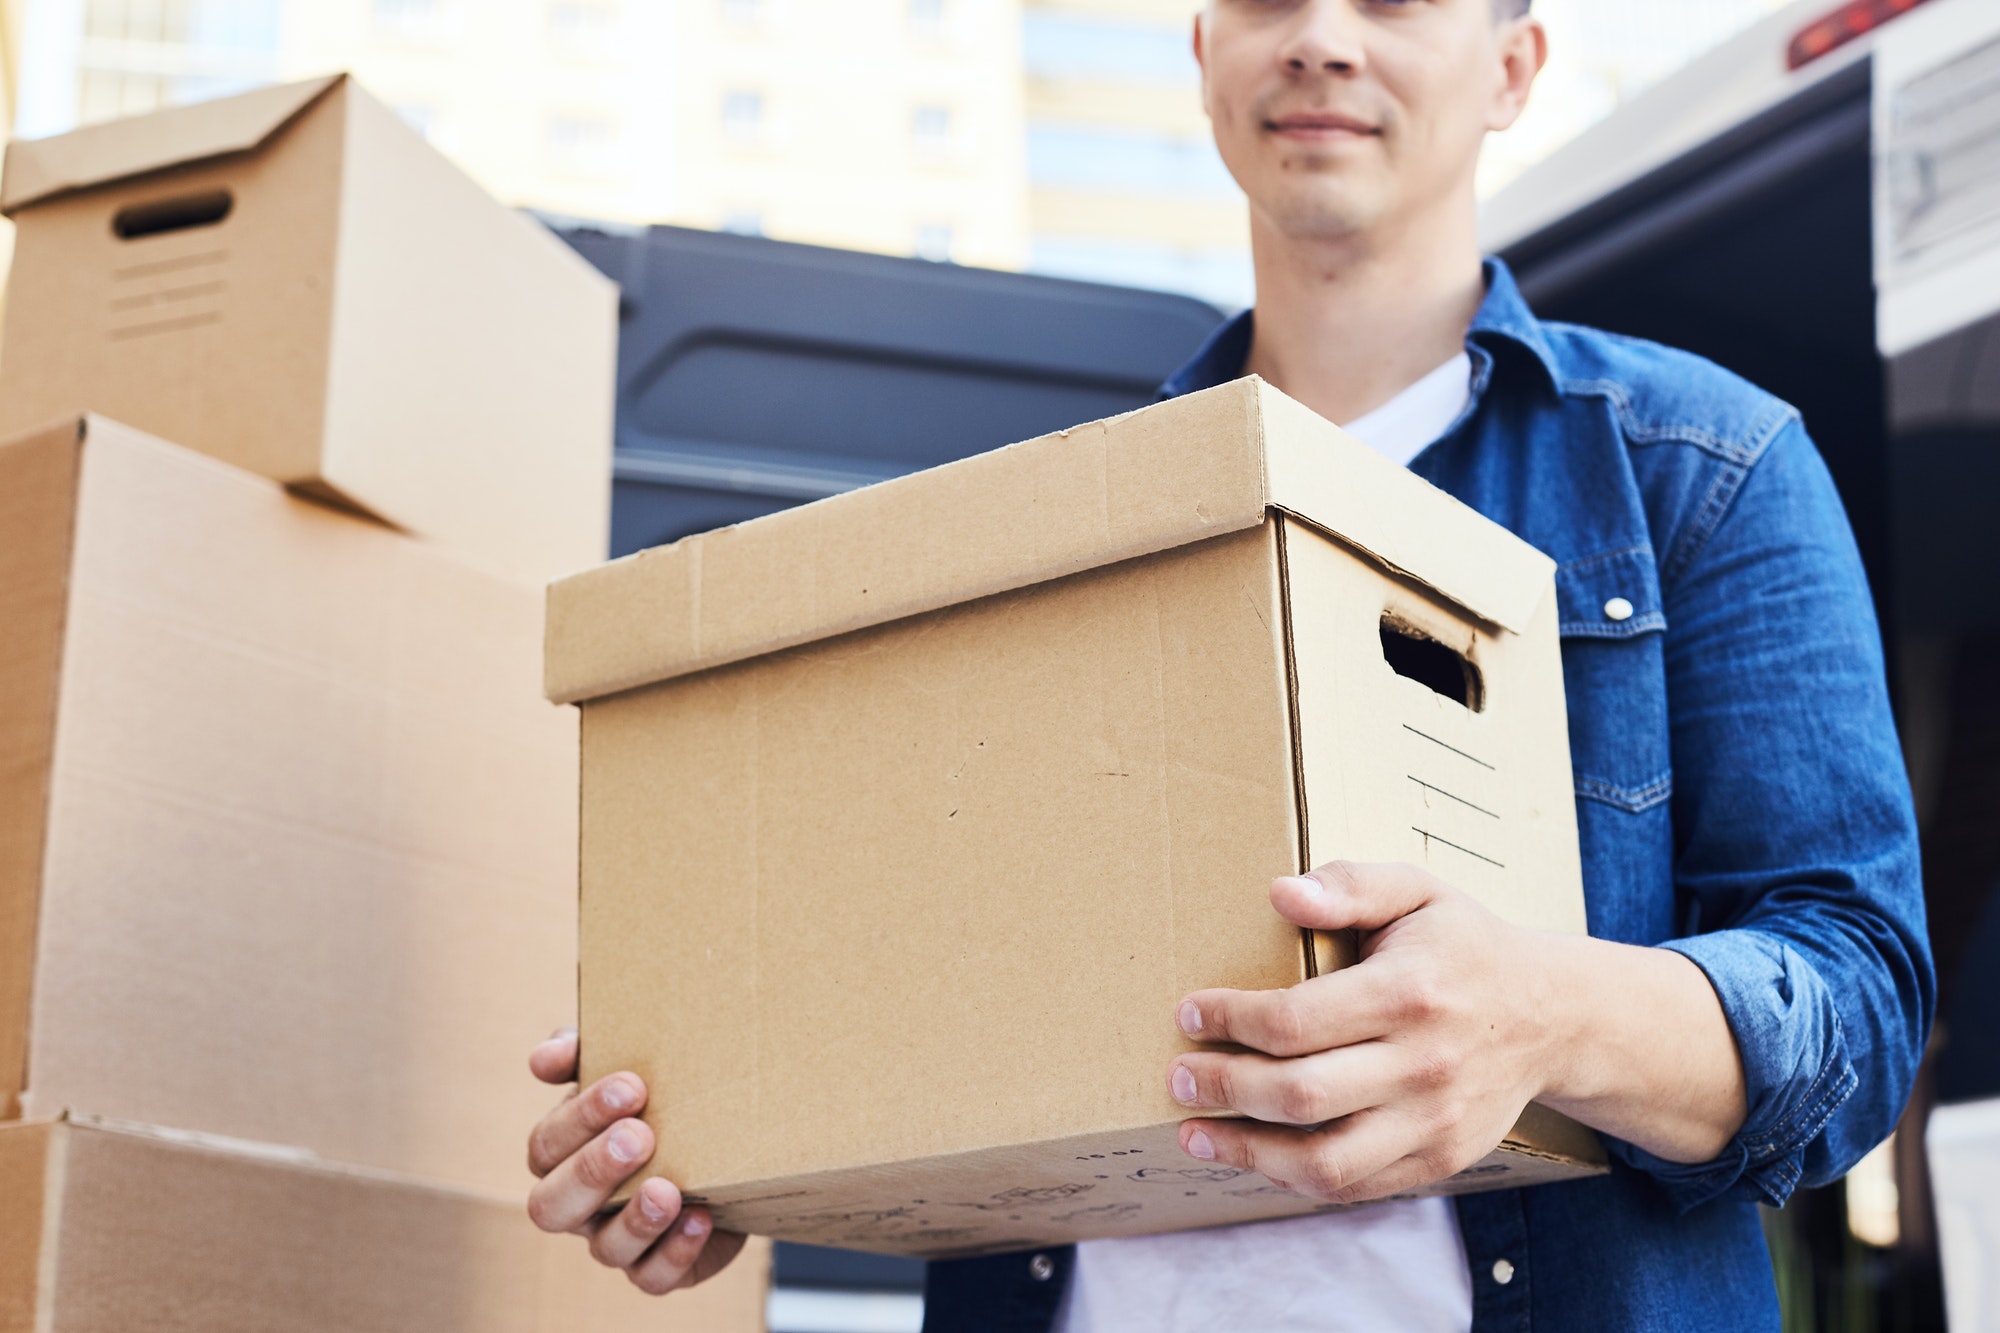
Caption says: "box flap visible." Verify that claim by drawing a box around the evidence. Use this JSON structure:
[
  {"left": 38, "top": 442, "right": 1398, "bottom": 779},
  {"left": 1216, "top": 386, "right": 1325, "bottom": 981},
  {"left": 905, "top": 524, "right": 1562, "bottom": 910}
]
[
  {"left": 546, "top": 377, "right": 1557, "bottom": 705},
  {"left": 0, "top": 74, "right": 344, "bottom": 214},
  {"left": 1253, "top": 381, "right": 1555, "bottom": 638}
]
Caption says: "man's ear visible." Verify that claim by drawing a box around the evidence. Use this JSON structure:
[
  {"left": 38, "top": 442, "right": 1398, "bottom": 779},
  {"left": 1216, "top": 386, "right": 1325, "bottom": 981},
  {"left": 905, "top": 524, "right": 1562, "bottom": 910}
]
[
  {"left": 1194, "top": 9, "right": 1215, "bottom": 120},
  {"left": 1487, "top": 16, "right": 1547, "bottom": 133}
]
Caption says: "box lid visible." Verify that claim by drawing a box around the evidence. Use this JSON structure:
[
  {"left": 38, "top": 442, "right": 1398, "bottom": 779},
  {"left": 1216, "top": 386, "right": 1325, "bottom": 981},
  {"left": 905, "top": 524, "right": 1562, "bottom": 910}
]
[
  {"left": 545, "top": 377, "right": 1557, "bottom": 705},
  {"left": 0, "top": 74, "right": 344, "bottom": 214}
]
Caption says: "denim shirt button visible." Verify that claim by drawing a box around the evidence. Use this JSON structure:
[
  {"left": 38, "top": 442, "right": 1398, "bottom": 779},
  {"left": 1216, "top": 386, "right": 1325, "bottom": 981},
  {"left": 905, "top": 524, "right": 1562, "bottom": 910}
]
[
  {"left": 1492, "top": 1258, "right": 1516, "bottom": 1285},
  {"left": 1028, "top": 1253, "right": 1056, "bottom": 1282},
  {"left": 1604, "top": 597, "right": 1635, "bottom": 622}
]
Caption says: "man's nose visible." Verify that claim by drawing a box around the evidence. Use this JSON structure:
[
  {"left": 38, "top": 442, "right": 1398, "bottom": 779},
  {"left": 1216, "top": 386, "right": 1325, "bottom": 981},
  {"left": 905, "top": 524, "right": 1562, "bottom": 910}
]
[{"left": 1277, "top": 0, "right": 1366, "bottom": 77}]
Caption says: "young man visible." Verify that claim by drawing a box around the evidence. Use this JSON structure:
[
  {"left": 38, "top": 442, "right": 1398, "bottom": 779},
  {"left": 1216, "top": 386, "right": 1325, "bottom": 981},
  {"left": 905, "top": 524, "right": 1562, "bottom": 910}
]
[{"left": 524, "top": 1, "right": 1934, "bottom": 1328}]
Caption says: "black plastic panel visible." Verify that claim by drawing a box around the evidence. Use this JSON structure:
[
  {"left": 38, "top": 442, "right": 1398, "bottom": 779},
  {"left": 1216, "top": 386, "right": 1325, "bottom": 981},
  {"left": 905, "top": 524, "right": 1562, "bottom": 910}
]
[{"left": 556, "top": 223, "right": 1225, "bottom": 559}]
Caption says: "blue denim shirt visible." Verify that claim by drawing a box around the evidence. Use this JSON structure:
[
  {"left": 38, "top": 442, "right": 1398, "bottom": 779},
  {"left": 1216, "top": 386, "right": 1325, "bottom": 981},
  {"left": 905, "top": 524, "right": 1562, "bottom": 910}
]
[{"left": 922, "top": 261, "right": 1933, "bottom": 1332}]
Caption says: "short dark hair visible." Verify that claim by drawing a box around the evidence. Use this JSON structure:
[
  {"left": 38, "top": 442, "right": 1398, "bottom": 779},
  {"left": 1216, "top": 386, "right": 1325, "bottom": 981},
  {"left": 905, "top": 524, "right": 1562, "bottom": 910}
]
[{"left": 1494, "top": 0, "right": 1531, "bottom": 15}]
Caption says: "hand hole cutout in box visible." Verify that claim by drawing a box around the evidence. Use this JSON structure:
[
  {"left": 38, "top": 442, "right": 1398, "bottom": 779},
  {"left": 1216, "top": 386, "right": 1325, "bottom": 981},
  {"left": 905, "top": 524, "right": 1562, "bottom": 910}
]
[
  {"left": 1380, "top": 615, "right": 1484, "bottom": 712},
  {"left": 112, "top": 189, "right": 234, "bottom": 240}
]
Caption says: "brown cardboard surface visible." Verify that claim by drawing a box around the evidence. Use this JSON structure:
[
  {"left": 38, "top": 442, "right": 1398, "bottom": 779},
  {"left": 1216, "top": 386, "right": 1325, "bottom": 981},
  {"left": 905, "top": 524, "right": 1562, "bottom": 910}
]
[
  {"left": 0, "top": 76, "right": 340, "bottom": 212},
  {"left": 0, "top": 1116, "right": 769, "bottom": 1333},
  {"left": 558, "top": 384, "right": 1602, "bottom": 1256},
  {"left": 0, "top": 415, "right": 582, "bottom": 1200},
  {"left": 0, "top": 75, "right": 614, "bottom": 587},
  {"left": 1281, "top": 516, "right": 1587, "bottom": 935},
  {"left": 545, "top": 378, "right": 1554, "bottom": 705},
  {"left": 0, "top": 421, "right": 79, "bottom": 1122}
]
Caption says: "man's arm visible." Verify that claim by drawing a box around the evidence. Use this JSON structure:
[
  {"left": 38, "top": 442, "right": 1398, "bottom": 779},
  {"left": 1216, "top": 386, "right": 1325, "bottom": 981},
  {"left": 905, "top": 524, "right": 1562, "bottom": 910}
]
[
  {"left": 1166, "top": 864, "right": 1747, "bottom": 1204},
  {"left": 1168, "top": 420, "right": 1931, "bottom": 1208}
]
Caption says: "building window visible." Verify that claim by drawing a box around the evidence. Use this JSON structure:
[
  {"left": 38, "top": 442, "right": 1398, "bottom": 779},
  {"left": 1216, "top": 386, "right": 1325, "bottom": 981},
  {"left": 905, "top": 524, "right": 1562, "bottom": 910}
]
[
  {"left": 372, "top": 0, "right": 456, "bottom": 43},
  {"left": 723, "top": 89, "right": 766, "bottom": 142},
  {"left": 914, "top": 222, "right": 953, "bottom": 262},
  {"left": 910, "top": 0, "right": 946, "bottom": 39},
  {"left": 374, "top": 0, "right": 438, "bottom": 27},
  {"left": 721, "top": 0, "right": 762, "bottom": 28},
  {"left": 550, "top": 1, "right": 618, "bottom": 41},
  {"left": 912, "top": 103, "right": 952, "bottom": 158},
  {"left": 548, "top": 114, "right": 620, "bottom": 176},
  {"left": 394, "top": 103, "right": 438, "bottom": 140}
]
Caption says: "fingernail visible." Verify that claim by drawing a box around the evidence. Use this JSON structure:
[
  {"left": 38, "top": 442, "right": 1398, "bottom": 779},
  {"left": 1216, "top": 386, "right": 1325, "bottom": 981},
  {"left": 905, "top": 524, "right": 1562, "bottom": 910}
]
[
  {"left": 1171, "top": 1065, "right": 1197, "bottom": 1104},
  {"left": 608, "top": 1126, "right": 644, "bottom": 1163},
  {"left": 683, "top": 1213, "right": 711, "bottom": 1239},
  {"left": 602, "top": 1077, "right": 638, "bottom": 1112},
  {"left": 637, "top": 1186, "right": 671, "bottom": 1224},
  {"left": 1187, "top": 1129, "right": 1215, "bottom": 1161},
  {"left": 547, "top": 1026, "right": 577, "bottom": 1042},
  {"left": 1277, "top": 875, "right": 1322, "bottom": 896},
  {"left": 1177, "top": 1001, "right": 1203, "bottom": 1036}
]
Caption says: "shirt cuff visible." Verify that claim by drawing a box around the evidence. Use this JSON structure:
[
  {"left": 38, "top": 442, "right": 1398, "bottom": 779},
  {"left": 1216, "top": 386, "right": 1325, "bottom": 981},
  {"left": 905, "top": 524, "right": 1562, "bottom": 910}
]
[{"left": 1611, "top": 932, "right": 1859, "bottom": 1211}]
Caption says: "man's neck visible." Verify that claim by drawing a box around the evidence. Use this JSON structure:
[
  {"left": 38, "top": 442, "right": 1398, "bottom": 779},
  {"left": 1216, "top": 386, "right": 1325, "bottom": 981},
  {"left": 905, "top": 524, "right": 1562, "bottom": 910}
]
[{"left": 1241, "top": 199, "right": 1486, "bottom": 427}]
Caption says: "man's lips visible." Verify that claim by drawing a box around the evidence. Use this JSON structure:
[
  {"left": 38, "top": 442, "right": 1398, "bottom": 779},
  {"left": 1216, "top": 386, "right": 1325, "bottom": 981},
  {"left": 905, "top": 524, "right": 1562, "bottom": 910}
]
[{"left": 1264, "top": 114, "right": 1380, "bottom": 139}]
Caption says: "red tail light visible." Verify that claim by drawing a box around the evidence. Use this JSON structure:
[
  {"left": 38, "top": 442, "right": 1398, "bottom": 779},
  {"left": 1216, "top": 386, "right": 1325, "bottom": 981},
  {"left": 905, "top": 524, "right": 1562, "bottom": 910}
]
[{"left": 1787, "top": 0, "right": 1936, "bottom": 69}]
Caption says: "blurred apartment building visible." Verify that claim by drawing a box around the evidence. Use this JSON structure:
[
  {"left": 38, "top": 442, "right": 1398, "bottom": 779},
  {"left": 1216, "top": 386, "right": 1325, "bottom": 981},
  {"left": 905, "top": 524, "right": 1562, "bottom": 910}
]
[
  {"left": 9, "top": 0, "right": 1808, "bottom": 306},
  {"left": 13, "top": 0, "right": 1031, "bottom": 269},
  {"left": 1020, "top": 0, "right": 1248, "bottom": 307}
]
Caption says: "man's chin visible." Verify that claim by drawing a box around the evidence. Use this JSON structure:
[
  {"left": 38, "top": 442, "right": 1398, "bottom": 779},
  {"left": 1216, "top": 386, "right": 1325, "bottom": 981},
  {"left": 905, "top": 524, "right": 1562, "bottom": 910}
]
[{"left": 1250, "top": 190, "right": 1385, "bottom": 245}]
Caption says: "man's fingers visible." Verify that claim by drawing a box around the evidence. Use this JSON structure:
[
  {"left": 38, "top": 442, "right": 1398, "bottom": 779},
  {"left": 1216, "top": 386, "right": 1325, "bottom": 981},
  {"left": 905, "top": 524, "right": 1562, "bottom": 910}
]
[
  {"left": 625, "top": 1208, "right": 720, "bottom": 1296},
  {"left": 1177, "top": 968, "right": 1399, "bottom": 1057},
  {"left": 1268, "top": 861, "right": 1444, "bottom": 933},
  {"left": 1315, "top": 1151, "right": 1473, "bottom": 1208},
  {"left": 589, "top": 1177, "right": 683, "bottom": 1270},
  {"left": 683, "top": 1228, "right": 750, "bottom": 1288},
  {"left": 1179, "top": 1108, "right": 1420, "bottom": 1205},
  {"left": 528, "top": 1072, "right": 648, "bottom": 1178},
  {"left": 529, "top": 1027, "right": 580, "bottom": 1084},
  {"left": 526, "top": 1118, "right": 656, "bottom": 1234},
  {"left": 1169, "top": 1042, "right": 1407, "bottom": 1125}
]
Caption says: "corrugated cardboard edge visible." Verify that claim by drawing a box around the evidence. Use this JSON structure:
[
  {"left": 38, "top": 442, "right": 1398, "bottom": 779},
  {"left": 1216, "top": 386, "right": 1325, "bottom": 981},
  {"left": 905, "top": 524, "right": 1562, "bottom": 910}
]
[
  {"left": 545, "top": 377, "right": 1557, "bottom": 705},
  {"left": 544, "top": 378, "right": 1270, "bottom": 703},
  {"left": 1504, "top": 1101, "right": 1608, "bottom": 1167},
  {"left": 0, "top": 74, "right": 344, "bottom": 214},
  {"left": 1254, "top": 380, "right": 1556, "bottom": 637},
  {"left": 0, "top": 417, "right": 84, "bottom": 1124},
  {"left": 0, "top": 1117, "right": 63, "bottom": 1333}
]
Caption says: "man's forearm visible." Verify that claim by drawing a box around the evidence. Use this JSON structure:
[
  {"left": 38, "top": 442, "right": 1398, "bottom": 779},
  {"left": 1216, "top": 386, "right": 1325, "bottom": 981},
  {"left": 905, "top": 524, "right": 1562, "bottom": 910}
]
[{"left": 1531, "top": 933, "right": 1748, "bottom": 1164}]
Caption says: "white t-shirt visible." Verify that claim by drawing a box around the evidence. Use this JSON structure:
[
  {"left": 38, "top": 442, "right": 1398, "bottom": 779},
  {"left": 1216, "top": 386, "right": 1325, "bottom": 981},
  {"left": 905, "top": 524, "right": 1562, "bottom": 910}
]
[{"left": 1051, "top": 351, "right": 1476, "bottom": 1333}]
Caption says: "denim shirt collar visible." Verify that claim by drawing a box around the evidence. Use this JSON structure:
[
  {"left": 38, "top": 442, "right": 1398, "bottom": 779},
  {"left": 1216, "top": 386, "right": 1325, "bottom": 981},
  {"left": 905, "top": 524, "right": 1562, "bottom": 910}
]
[{"left": 1157, "top": 257, "right": 1562, "bottom": 403}]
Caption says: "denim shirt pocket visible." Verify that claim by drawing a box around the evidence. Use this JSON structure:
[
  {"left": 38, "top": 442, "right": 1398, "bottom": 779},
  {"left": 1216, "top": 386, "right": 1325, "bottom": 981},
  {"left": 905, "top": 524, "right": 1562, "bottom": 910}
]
[{"left": 1557, "top": 548, "right": 1672, "bottom": 814}]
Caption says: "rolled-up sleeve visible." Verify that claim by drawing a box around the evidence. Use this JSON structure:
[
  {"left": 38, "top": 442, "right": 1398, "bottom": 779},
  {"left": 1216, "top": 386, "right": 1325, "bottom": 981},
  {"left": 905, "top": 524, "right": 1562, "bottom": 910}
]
[{"left": 1610, "top": 419, "right": 1933, "bottom": 1211}]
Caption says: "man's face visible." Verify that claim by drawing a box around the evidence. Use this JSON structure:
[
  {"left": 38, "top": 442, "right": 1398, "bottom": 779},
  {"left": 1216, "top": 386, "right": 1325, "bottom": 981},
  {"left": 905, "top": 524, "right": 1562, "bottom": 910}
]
[{"left": 1196, "top": 0, "right": 1538, "bottom": 242}]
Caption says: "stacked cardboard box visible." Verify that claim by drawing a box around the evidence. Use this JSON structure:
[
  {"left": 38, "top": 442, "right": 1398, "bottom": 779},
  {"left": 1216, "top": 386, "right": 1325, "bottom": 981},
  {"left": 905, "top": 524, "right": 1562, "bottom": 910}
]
[{"left": 0, "top": 80, "right": 766, "bottom": 1328}]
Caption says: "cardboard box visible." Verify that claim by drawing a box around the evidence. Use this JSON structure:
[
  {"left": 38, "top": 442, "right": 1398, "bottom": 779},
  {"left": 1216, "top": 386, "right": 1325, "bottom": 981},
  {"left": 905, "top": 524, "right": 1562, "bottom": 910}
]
[
  {"left": 0, "top": 74, "right": 616, "bottom": 587},
  {"left": 545, "top": 377, "right": 1607, "bottom": 1259},
  {"left": 0, "top": 414, "right": 578, "bottom": 1199},
  {"left": 0, "top": 1114, "right": 770, "bottom": 1333}
]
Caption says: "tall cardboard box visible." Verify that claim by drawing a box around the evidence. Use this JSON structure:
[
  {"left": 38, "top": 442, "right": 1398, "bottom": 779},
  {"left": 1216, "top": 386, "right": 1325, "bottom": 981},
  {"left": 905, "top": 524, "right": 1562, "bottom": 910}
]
[
  {"left": 0, "top": 1114, "right": 769, "bottom": 1333},
  {"left": 545, "top": 377, "right": 1607, "bottom": 1259},
  {"left": 0, "top": 75, "right": 616, "bottom": 587},
  {"left": 0, "top": 414, "right": 578, "bottom": 1199}
]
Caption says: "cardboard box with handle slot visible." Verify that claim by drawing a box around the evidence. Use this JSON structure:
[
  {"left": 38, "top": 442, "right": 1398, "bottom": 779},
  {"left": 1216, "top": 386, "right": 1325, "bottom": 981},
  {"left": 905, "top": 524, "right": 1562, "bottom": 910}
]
[
  {"left": 545, "top": 377, "right": 1608, "bottom": 1259},
  {"left": 0, "top": 74, "right": 615, "bottom": 588}
]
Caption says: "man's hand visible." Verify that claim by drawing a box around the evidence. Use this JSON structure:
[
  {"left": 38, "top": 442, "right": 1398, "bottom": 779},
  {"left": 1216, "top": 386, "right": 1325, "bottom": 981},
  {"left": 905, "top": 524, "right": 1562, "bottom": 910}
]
[
  {"left": 1167, "top": 861, "right": 1748, "bottom": 1206},
  {"left": 525, "top": 1030, "right": 746, "bottom": 1294}
]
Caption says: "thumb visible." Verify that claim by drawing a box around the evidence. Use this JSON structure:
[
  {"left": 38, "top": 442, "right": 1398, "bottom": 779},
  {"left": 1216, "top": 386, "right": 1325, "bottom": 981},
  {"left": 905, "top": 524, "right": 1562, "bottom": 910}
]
[{"left": 1270, "top": 861, "right": 1443, "bottom": 932}]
